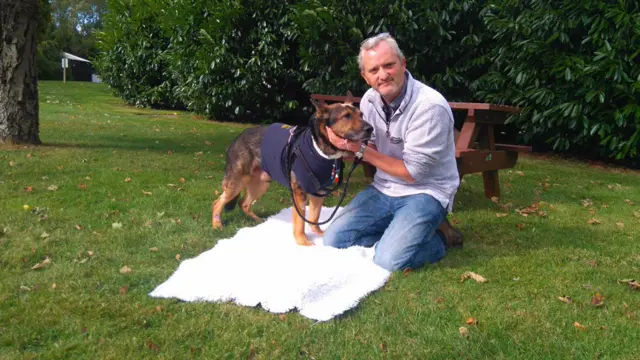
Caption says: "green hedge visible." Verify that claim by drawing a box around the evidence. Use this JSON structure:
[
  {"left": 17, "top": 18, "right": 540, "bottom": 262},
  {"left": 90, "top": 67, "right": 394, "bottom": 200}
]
[
  {"left": 96, "top": 0, "right": 639, "bottom": 162},
  {"left": 474, "top": 0, "right": 639, "bottom": 160}
]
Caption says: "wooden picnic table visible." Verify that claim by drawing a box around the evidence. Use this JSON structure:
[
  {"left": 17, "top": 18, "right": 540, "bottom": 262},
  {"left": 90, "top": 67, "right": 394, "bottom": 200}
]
[{"left": 311, "top": 94, "right": 532, "bottom": 199}]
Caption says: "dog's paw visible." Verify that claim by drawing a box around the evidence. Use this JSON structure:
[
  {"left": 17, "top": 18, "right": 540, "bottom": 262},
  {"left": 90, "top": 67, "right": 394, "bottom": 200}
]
[{"left": 295, "top": 236, "right": 315, "bottom": 246}]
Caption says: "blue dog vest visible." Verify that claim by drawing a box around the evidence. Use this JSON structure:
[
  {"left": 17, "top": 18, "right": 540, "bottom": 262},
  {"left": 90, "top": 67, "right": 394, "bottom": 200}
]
[{"left": 260, "top": 123, "right": 342, "bottom": 196}]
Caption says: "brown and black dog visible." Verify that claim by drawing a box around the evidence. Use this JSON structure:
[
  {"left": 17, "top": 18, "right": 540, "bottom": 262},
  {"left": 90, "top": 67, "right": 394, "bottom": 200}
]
[{"left": 212, "top": 93, "right": 373, "bottom": 246}]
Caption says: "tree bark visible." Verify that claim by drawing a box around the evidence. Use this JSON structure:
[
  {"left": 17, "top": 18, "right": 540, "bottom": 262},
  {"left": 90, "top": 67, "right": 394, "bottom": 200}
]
[{"left": 0, "top": 0, "right": 42, "bottom": 145}]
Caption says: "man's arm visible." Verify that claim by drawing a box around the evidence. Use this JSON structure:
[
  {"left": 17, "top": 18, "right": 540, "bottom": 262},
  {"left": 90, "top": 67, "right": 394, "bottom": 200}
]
[{"left": 326, "top": 128, "right": 416, "bottom": 183}]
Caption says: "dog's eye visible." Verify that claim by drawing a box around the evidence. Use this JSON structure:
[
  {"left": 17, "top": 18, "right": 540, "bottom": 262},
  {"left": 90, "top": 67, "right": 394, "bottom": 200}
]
[{"left": 343, "top": 113, "right": 352, "bottom": 119}]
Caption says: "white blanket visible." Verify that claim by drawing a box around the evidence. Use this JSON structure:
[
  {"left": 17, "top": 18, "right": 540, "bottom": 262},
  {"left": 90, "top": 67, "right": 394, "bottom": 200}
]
[{"left": 149, "top": 207, "right": 391, "bottom": 321}]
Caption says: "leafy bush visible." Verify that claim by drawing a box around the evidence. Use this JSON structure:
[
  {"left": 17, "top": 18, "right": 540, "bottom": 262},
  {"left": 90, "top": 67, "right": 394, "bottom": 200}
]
[
  {"left": 474, "top": 0, "right": 640, "bottom": 161},
  {"left": 96, "top": 0, "right": 178, "bottom": 108},
  {"left": 287, "top": 0, "right": 491, "bottom": 101}
]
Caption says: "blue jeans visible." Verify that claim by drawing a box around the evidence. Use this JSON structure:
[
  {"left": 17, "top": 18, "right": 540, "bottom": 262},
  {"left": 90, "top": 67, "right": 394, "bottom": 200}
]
[{"left": 323, "top": 186, "right": 447, "bottom": 271}]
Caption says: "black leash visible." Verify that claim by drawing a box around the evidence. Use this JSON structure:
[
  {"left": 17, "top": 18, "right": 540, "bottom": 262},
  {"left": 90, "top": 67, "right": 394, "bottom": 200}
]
[{"left": 284, "top": 126, "right": 365, "bottom": 226}]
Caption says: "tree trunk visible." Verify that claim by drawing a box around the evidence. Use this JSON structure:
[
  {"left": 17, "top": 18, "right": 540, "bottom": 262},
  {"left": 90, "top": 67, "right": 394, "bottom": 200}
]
[{"left": 0, "top": 0, "right": 42, "bottom": 145}]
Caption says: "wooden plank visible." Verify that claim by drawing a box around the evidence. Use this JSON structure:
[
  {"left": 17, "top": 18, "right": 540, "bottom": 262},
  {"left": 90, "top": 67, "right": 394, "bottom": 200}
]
[
  {"left": 456, "top": 150, "right": 518, "bottom": 175},
  {"left": 495, "top": 143, "right": 532, "bottom": 152},
  {"left": 310, "top": 94, "right": 522, "bottom": 114}
]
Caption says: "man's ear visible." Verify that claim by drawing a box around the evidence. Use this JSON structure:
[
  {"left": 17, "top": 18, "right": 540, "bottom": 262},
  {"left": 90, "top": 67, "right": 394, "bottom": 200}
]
[{"left": 344, "top": 91, "right": 354, "bottom": 105}]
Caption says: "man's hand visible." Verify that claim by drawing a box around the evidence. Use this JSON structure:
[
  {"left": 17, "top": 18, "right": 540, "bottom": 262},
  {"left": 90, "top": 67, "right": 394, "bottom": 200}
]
[{"left": 325, "top": 126, "right": 361, "bottom": 153}]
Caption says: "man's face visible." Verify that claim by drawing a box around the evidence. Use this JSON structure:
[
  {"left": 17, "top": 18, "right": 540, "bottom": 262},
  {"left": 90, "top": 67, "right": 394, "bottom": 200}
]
[{"left": 360, "top": 41, "right": 407, "bottom": 102}]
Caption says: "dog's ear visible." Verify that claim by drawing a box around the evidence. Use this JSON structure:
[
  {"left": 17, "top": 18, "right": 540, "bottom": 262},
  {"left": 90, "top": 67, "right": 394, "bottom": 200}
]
[
  {"left": 344, "top": 91, "right": 354, "bottom": 105},
  {"left": 310, "top": 97, "right": 327, "bottom": 113}
]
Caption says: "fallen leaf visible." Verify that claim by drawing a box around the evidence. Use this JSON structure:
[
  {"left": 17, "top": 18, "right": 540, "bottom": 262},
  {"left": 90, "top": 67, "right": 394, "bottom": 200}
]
[
  {"left": 87, "top": 251, "right": 94, "bottom": 257},
  {"left": 124, "top": 177, "right": 131, "bottom": 183},
  {"left": 465, "top": 317, "right": 478, "bottom": 325},
  {"left": 459, "top": 326, "right": 469, "bottom": 337},
  {"left": 633, "top": 211, "right": 640, "bottom": 218},
  {"left": 155, "top": 306, "right": 162, "bottom": 312},
  {"left": 167, "top": 184, "right": 177, "bottom": 188},
  {"left": 516, "top": 223, "right": 525, "bottom": 231},
  {"left": 581, "top": 199, "right": 593, "bottom": 207},
  {"left": 112, "top": 222, "right": 123, "bottom": 229},
  {"left": 587, "top": 218, "right": 601, "bottom": 225},
  {"left": 74, "top": 224, "right": 83, "bottom": 231},
  {"left": 591, "top": 293, "right": 605, "bottom": 307},
  {"left": 204, "top": 140, "right": 212, "bottom": 145},
  {"left": 496, "top": 213, "right": 508, "bottom": 218},
  {"left": 194, "top": 151, "right": 203, "bottom": 156},
  {"left": 558, "top": 296, "right": 573, "bottom": 304},
  {"left": 588, "top": 208, "right": 596, "bottom": 215},
  {"left": 142, "top": 190, "right": 152, "bottom": 196},
  {"left": 585, "top": 260, "right": 597, "bottom": 268},
  {"left": 85, "top": 176, "right": 91, "bottom": 181},
  {"left": 616, "top": 222, "right": 625, "bottom": 228},
  {"left": 119, "top": 286, "right": 128, "bottom": 295},
  {"left": 24, "top": 186, "right": 34, "bottom": 193},
  {"left": 119, "top": 265, "right": 132, "bottom": 274},
  {"left": 434, "top": 297, "right": 445, "bottom": 304},
  {"left": 40, "top": 232, "right": 50, "bottom": 239},
  {"left": 144, "top": 220, "right": 153, "bottom": 227},
  {"left": 9, "top": 161, "right": 16, "bottom": 167},
  {"left": 31, "top": 257, "right": 51, "bottom": 270},
  {"left": 20, "top": 285, "right": 31, "bottom": 291},
  {"left": 537, "top": 211, "right": 547, "bottom": 217},
  {"left": 149, "top": 247, "right": 159, "bottom": 252},
  {"left": 573, "top": 322, "right": 587, "bottom": 331},
  {"left": 51, "top": 283, "right": 57, "bottom": 289},
  {"left": 490, "top": 196, "right": 499, "bottom": 203},
  {"left": 624, "top": 199, "right": 635, "bottom": 205},
  {"left": 179, "top": 177, "right": 186, "bottom": 183},
  {"left": 617, "top": 279, "right": 639, "bottom": 290},
  {"left": 379, "top": 343, "right": 387, "bottom": 352},
  {"left": 26, "top": 153, "right": 33, "bottom": 159},
  {"left": 516, "top": 202, "right": 540, "bottom": 217},
  {"left": 146, "top": 339, "right": 159, "bottom": 352},
  {"left": 460, "top": 271, "right": 488, "bottom": 283},
  {"left": 175, "top": 254, "right": 181, "bottom": 261},
  {"left": 23, "top": 205, "right": 31, "bottom": 211},
  {"left": 279, "top": 314, "right": 286, "bottom": 321},
  {"left": 78, "top": 183, "right": 87, "bottom": 190},
  {"left": 47, "top": 185, "right": 58, "bottom": 191},
  {"left": 515, "top": 171, "right": 524, "bottom": 176},
  {"left": 403, "top": 268, "right": 413, "bottom": 276}
]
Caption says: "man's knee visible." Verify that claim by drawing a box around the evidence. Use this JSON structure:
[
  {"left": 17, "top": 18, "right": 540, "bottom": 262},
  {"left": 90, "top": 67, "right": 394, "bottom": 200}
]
[
  {"left": 322, "top": 225, "right": 348, "bottom": 248},
  {"left": 373, "top": 252, "right": 406, "bottom": 272}
]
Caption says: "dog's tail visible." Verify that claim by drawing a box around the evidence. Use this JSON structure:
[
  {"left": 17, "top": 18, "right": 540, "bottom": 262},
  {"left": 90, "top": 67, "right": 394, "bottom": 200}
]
[{"left": 224, "top": 193, "right": 243, "bottom": 211}]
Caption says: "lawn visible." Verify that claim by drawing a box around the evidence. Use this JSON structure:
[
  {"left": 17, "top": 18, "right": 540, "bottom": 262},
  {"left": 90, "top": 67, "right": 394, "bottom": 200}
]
[{"left": 1, "top": 81, "right": 639, "bottom": 359}]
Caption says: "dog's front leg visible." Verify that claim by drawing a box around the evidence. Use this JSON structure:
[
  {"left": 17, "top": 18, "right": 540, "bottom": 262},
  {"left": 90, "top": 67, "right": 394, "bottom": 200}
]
[
  {"left": 307, "top": 195, "right": 324, "bottom": 236},
  {"left": 291, "top": 178, "right": 314, "bottom": 246}
]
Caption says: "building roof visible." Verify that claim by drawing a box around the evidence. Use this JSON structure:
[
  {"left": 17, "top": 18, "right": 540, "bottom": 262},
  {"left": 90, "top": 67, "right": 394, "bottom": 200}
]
[{"left": 61, "top": 52, "right": 91, "bottom": 63}]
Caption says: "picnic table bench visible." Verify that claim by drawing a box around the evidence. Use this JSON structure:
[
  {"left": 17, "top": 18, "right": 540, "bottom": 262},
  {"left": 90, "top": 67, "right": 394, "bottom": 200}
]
[{"left": 311, "top": 94, "right": 532, "bottom": 199}]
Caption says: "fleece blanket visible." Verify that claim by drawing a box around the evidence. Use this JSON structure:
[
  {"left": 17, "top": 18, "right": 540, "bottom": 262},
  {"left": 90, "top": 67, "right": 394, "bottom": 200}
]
[{"left": 149, "top": 207, "right": 391, "bottom": 321}]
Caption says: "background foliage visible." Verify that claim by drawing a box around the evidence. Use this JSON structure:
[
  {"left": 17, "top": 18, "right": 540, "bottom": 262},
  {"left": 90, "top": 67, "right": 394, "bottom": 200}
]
[
  {"left": 91, "top": 0, "right": 639, "bottom": 163},
  {"left": 37, "top": 0, "right": 105, "bottom": 80}
]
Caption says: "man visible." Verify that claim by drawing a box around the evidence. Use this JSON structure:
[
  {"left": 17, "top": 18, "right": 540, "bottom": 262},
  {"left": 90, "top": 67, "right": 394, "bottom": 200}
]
[{"left": 323, "top": 32, "right": 462, "bottom": 272}]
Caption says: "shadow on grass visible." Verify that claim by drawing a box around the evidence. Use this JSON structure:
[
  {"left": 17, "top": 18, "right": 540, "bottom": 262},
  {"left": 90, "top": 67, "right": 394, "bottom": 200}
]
[{"left": 39, "top": 133, "right": 237, "bottom": 155}]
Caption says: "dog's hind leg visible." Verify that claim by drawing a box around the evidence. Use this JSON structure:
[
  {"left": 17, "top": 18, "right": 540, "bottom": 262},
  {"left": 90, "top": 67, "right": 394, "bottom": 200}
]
[
  {"left": 212, "top": 176, "right": 247, "bottom": 229},
  {"left": 307, "top": 195, "right": 325, "bottom": 236},
  {"left": 240, "top": 175, "right": 270, "bottom": 222}
]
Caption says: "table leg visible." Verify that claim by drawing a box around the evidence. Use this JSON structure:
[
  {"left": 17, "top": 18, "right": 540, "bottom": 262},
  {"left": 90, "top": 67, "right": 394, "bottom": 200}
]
[{"left": 482, "top": 170, "right": 500, "bottom": 199}]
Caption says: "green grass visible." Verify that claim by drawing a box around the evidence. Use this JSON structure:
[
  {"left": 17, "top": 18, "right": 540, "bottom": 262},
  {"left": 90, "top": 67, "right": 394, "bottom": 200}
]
[{"left": 1, "top": 81, "right": 639, "bottom": 359}]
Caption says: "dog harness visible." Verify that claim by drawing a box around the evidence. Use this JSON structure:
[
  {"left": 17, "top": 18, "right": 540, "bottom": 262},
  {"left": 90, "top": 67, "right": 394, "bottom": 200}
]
[{"left": 260, "top": 123, "right": 343, "bottom": 197}]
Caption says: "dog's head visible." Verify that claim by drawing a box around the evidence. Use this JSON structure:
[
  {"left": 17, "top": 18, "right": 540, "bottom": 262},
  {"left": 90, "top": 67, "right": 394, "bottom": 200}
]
[{"left": 310, "top": 91, "right": 373, "bottom": 145}]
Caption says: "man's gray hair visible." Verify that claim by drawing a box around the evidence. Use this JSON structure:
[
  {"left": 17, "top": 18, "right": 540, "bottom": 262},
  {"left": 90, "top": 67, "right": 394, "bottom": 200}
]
[{"left": 357, "top": 33, "right": 405, "bottom": 71}]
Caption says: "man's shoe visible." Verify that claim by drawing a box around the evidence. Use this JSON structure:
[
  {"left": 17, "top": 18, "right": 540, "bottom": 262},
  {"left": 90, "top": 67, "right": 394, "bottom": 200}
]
[{"left": 438, "top": 218, "right": 463, "bottom": 249}]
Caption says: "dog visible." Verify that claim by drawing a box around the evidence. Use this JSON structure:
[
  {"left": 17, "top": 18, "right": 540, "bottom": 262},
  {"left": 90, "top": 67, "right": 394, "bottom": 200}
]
[{"left": 211, "top": 93, "right": 373, "bottom": 246}]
